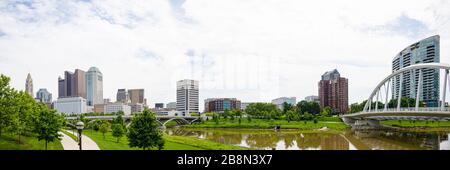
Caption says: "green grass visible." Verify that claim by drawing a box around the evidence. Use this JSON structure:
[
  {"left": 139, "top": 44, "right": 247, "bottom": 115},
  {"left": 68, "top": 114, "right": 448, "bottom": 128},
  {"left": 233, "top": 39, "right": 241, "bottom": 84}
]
[
  {"left": 62, "top": 130, "right": 78, "bottom": 142},
  {"left": 381, "top": 120, "right": 450, "bottom": 128},
  {"left": 82, "top": 129, "right": 245, "bottom": 150},
  {"left": 165, "top": 135, "right": 246, "bottom": 150},
  {"left": 188, "top": 118, "right": 350, "bottom": 130},
  {"left": 0, "top": 133, "right": 63, "bottom": 150}
]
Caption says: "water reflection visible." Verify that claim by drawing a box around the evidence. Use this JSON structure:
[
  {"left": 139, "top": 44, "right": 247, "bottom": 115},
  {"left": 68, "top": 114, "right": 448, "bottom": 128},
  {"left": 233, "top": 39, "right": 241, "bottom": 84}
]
[{"left": 166, "top": 128, "right": 450, "bottom": 150}]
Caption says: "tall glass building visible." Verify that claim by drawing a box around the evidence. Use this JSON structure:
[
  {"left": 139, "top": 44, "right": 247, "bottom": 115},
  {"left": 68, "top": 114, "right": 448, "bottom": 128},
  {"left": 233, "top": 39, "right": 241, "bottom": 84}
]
[
  {"left": 177, "top": 79, "right": 199, "bottom": 116},
  {"left": 392, "top": 35, "right": 440, "bottom": 107},
  {"left": 85, "top": 67, "right": 103, "bottom": 106}
]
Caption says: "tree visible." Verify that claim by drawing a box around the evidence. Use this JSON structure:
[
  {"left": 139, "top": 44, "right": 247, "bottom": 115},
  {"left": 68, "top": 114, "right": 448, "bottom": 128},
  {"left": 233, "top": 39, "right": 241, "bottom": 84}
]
[
  {"left": 116, "top": 110, "right": 125, "bottom": 116},
  {"left": 112, "top": 114, "right": 125, "bottom": 128},
  {"left": 111, "top": 124, "right": 125, "bottom": 143},
  {"left": 234, "top": 109, "right": 243, "bottom": 118},
  {"left": 387, "top": 97, "right": 424, "bottom": 108},
  {"left": 99, "top": 121, "right": 110, "bottom": 139},
  {"left": 282, "top": 102, "right": 293, "bottom": 115},
  {"left": 92, "top": 120, "right": 103, "bottom": 132},
  {"left": 349, "top": 102, "right": 364, "bottom": 113},
  {"left": 0, "top": 75, "right": 14, "bottom": 137},
  {"left": 34, "top": 106, "right": 64, "bottom": 150},
  {"left": 127, "top": 108, "right": 164, "bottom": 150},
  {"left": 296, "top": 100, "right": 320, "bottom": 115},
  {"left": 321, "top": 106, "right": 332, "bottom": 116},
  {"left": 10, "top": 91, "right": 37, "bottom": 143},
  {"left": 286, "top": 110, "right": 297, "bottom": 122},
  {"left": 245, "top": 103, "right": 281, "bottom": 119},
  {"left": 302, "top": 112, "right": 313, "bottom": 121}
]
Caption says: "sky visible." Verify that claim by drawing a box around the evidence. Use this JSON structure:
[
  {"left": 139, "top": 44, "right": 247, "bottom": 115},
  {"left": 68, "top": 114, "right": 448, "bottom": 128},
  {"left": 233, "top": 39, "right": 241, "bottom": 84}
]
[{"left": 1, "top": 0, "right": 450, "bottom": 111}]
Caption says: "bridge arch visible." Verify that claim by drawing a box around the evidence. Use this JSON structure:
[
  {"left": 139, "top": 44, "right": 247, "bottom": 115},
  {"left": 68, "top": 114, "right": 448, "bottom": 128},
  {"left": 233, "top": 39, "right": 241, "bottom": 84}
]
[
  {"left": 161, "top": 117, "right": 190, "bottom": 127},
  {"left": 363, "top": 63, "right": 450, "bottom": 113}
]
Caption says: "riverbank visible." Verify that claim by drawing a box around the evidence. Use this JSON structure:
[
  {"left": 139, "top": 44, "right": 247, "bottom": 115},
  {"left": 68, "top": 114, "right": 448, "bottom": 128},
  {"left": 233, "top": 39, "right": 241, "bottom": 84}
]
[
  {"left": 380, "top": 120, "right": 450, "bottom": 132},
  {"left": 82, "top": 129, "right": 245, "bottom": 150},
  {"left": 381, "top": 120, "right": 450, "bottom": 128},
  {"left": 186, "top": 118, "right": 350, "bottom": 130},
  {"left": 0, "top": 133, "right": 63, "bottom": 150}
]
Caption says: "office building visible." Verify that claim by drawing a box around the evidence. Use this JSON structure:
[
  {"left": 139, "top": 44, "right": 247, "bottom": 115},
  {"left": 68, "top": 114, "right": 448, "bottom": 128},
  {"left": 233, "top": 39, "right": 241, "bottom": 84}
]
[
  {"left": 104, "top": 103, "right": 131, "bottom": 115},
  {"left": 54, "top": 97, "right": 87, "bottom": 115},
  {"left": 116, "top": 89, "right": 129, "bottom": 103},
  {"left": 94, "top": 104, "right": 105, "bottom": 113},
  {"left": 204, "top": 98, "right": 241, "bottom": 113},
  {"left": 155, "top": 103, "right": 164, "bottom": 109},
  {"left": 153, "top": 108, "right": 181, "bottom": 117},
  {"left": 305, "top": 95, "right": 320, "bottom": 103},
  {"left": 25, "top": 73, "right": 33, "bottom": 98},
  {"left": 166, "top": 102, "right": 177, "bottom": 109},
  {"left": 392, "top": 35, "right": 440, "bottom": 107},
  {"left": 36, "top": 88, "right": 52, "bottom": 103},
  {"left": 319, "top": 69, "right": 348, "bottom": 114},
  {"left": 271, "top": 97, "right": 296, "bottom": 110},
  {"left": 129, "top": 103, "right": 144, "bottom": 113},
  {"left": 128, "top": 89, "right": 145, "bottom": 104},
  {"left": 85, "top": 67, "right": 103, "bottom": 106},
  {"left": 58, "top": 77, "right": 65, "bottom": 98},
  {"left": 58, "top": 69, "right": 86, "bottom": 98},
  {"left": 176, "top": 79, "right": 199, "bottom": 116}
]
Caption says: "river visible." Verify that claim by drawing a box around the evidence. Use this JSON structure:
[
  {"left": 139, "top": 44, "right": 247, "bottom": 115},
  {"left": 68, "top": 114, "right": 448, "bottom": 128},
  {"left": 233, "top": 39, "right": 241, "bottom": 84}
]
[{"left": 166, "top": 128, "right": 450, "bottom": 150}]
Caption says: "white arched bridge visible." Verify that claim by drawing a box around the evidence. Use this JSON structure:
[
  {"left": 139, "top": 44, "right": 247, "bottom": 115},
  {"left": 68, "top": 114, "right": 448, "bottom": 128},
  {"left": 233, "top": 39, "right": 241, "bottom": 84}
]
[
  {"left": 342, "top": 63, "right": 450, "bottom": 129},
  {"left": 66, "top": 115, "right": 201, "bottom": 128}
]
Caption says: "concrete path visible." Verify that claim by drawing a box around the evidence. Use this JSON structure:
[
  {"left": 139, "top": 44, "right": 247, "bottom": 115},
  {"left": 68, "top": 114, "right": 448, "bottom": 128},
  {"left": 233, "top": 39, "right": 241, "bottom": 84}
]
[
  {"left": 60, "top": 130, "right": 100, "bottom": 150},
  {"left": 59, "top": 132, "right": 79, "bottom": 150}
]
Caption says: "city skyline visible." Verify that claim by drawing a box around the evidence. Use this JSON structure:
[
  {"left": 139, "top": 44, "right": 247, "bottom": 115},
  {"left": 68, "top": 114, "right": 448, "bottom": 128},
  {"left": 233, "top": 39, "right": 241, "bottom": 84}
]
[{"left": 1, "top": 0, "right": 450, "bottom": 111}]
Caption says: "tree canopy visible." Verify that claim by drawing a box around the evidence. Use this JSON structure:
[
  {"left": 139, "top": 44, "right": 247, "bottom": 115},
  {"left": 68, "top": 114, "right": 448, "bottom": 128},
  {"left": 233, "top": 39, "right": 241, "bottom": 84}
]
[{"left": 127, "top": 108, "right": 164, "bottom": 150}]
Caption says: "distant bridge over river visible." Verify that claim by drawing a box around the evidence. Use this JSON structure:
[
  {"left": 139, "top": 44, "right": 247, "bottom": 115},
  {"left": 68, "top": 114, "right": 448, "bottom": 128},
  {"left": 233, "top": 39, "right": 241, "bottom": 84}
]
[{"left": 66, "top": 115, "right": 201, "bottom": 128}]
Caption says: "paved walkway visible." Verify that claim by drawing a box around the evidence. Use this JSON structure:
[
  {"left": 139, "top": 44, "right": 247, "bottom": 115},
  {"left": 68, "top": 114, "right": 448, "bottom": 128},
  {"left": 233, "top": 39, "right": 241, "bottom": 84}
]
[
  {"left": 59, "top": 132, "right": 79, "bottom": 150},
  {"left": 59, "top": 130, "right": 100, "bottom": 150}
]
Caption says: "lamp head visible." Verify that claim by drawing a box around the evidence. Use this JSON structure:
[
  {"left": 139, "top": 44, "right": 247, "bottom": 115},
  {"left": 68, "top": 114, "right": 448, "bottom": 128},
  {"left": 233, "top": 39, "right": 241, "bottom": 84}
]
[{"left": 76, "top": 121, "right": 84, "bottom": 130}]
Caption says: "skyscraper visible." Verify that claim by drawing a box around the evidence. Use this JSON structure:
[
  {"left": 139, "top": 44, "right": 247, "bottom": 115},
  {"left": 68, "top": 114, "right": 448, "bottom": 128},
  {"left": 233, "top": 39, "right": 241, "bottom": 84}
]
[
  {"left": 58, "top": 69, "right": 86, "bottom": 99},
  {"left": 85, "top": 67, "right": 103, "bottom": 106},
  {"left": 25, "top": 73, "right": 33, "bottom": 98},
  {"left": 58, "top": 76, "right": 65, "bottom": 98},
  {"left": 176, "top": 79, "right": 199, "bottom": 116},
  {"left": 36, "top": 88, "right": 52, "bottom": 103},
  {"left": 128, "top": 89, "right": 145, "bottom": 104},
  {"left": 392, "top": 35, "right": 440, "bottom": 107},
  {"left": 116, "top": 89, "right": 129, "bottom": 103},
  {"left": 319, "top": 69, "right": 348, "bottom": 114}
]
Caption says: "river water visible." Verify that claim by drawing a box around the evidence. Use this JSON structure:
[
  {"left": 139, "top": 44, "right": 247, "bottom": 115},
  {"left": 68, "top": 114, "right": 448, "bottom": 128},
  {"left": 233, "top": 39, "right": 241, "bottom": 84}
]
[{"left": 166, "top": 128, "right": 450, "bottom": 150}]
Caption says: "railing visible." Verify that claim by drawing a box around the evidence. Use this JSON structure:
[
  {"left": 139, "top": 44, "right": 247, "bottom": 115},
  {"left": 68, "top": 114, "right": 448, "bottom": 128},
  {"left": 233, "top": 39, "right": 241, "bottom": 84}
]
[{"left": 363, "top": 107, "right": 450, "bottom": 113}]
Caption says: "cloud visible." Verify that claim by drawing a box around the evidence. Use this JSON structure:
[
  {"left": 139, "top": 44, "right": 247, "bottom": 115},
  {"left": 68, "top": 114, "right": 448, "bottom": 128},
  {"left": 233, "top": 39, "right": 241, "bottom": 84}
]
[
  {"left": 360, "top": 14, "right": 431, "bottom": 39},
  {"left": 1, "top": 0, "right": 450, "bottom": 111}
]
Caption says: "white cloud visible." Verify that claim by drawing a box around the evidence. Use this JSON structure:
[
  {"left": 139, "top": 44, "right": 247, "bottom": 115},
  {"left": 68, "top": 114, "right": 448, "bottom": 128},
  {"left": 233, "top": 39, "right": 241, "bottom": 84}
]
[{"left": 0, "top": 0, "right": 449, "bottom": 111}]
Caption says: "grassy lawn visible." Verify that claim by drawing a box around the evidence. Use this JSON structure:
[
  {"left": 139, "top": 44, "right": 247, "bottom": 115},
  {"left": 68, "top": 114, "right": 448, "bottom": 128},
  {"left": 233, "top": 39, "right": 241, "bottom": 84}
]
[
  {"left": 187, "top": 118, "right": 349, "bottom": 130},
  {"left": 381, "top": 120, "right": 450, "bottom": 128},
  {"left": 82, "top": 129, "right": 245, "bottom": 150},
  {"left": 0, "top": 133, "right": 63, "bottom": 150}
]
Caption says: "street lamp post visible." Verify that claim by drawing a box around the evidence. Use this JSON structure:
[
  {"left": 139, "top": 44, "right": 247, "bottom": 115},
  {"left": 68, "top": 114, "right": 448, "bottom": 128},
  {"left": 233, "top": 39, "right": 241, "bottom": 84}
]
[{"left": 75, "top": 121, "right": 84, "bottom": 150}]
